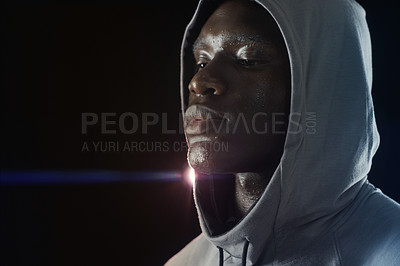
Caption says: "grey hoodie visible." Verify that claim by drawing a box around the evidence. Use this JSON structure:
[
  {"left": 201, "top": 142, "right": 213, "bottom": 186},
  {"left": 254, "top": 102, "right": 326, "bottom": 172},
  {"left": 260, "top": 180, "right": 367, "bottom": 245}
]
[{"left": 166, "top": 0, "right": 400, "bottom": 265}]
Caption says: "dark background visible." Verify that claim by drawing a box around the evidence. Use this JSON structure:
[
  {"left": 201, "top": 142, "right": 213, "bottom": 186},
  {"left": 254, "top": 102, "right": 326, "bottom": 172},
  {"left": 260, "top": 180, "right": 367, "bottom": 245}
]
[{"left": 1, "top": 0, "right": 399, "bottom": 265}]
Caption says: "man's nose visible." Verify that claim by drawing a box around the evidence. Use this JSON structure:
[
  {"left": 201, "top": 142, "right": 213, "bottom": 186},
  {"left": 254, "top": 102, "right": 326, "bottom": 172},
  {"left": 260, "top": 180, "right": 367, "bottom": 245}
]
[{"left": 188, "top": 57, "right": 229, "bottom": 97}]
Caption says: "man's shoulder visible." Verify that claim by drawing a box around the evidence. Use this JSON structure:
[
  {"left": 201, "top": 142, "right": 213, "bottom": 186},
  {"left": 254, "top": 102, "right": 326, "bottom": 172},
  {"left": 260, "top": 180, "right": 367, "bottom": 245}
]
[
  {"left": 361, "top": 185, "right": 400, "bottom": 231},
  {"left": 336, "top": 185, "right": 400, "bottom": 265},
  {"left": 164, "top": 234, "right": 216, "bottom": 266},
  {"left": 349, "top": 183, "right": 400, "bottom": 233}
]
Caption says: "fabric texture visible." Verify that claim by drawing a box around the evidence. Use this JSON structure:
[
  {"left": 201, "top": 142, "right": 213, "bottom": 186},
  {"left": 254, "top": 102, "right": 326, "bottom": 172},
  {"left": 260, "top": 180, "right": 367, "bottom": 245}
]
[{"left": 166, "top": 0, "right": 400, "bottom": 265}]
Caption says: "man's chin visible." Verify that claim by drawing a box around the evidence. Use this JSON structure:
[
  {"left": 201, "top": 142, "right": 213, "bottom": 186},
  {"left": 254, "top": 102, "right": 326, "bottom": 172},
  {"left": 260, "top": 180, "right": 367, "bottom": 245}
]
[{"left": 187, "top": 142, "right": 212, "bottom": 173}]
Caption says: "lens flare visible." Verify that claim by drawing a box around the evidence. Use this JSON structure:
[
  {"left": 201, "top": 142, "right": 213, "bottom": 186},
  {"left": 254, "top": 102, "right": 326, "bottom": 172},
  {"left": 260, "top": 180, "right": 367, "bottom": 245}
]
[
  {"left": 186, "top": 166, "right": 196, "bottom": 186},
  {"left": 189, "top": 167, "right": 196, "bottom": 185}
]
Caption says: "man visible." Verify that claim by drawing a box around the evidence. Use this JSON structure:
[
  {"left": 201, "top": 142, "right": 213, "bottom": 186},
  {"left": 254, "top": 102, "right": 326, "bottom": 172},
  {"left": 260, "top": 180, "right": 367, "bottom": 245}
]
[{"left": 167, "top": 0, "right": 400, "bottom": 265}]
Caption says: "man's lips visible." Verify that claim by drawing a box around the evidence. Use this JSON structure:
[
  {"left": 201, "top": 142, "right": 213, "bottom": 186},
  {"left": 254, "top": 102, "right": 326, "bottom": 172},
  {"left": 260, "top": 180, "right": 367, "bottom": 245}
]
[
  {"left": 185, "top": 118, "right": 225, "bottom": 135},
  {"left": 184, "top": 105, "right": 230, "bottom": 135}
]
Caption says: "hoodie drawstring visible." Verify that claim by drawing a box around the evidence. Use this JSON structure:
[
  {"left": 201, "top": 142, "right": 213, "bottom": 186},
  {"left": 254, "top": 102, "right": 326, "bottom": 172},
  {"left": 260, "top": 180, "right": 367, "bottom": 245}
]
[
  {"left": 217, "top": 239, "right": 250, "bottom": 266},
  {"left": 242, "top": 240, "right": 250, "bottom": 266},
  {"left": 218, "top": 246, "right": 224, "bottom": 266}
]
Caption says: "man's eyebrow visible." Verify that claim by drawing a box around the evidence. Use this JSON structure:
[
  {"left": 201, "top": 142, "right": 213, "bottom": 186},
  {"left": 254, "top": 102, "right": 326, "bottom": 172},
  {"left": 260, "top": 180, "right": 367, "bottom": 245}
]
[{"left": 192, "top": 33, "right": 275, "bottom": 53}]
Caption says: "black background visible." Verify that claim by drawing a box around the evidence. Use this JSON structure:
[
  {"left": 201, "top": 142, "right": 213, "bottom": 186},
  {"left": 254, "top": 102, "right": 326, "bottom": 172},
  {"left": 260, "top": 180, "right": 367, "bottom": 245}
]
[{"left": 1, "top": 0, "right": 399, "bottom": 265}]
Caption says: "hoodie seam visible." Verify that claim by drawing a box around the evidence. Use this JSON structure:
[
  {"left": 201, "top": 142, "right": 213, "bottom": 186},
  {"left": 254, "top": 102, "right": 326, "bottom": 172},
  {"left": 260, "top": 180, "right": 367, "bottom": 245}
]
[
  {"left": 334, "top": 231, "right": 343, "bottom": 266},
  {"left": 223, "top": 255, "right": 232, "bottom": 262}
]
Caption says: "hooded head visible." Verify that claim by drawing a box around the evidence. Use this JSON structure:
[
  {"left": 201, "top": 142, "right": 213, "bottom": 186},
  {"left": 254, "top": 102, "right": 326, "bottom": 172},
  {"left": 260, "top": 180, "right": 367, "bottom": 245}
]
[
  {"left": 180, "top": 0, "right": 380, "bottom": 263},
  {"left": 184, "top": 0, "right": 291, "bottom": 176}
]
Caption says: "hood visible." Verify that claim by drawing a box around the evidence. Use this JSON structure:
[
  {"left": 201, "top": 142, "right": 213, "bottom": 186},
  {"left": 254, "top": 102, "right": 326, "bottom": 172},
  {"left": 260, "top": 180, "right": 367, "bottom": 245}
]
[{"left": 180, "top": 0, "right": 380, "bottom": 264}]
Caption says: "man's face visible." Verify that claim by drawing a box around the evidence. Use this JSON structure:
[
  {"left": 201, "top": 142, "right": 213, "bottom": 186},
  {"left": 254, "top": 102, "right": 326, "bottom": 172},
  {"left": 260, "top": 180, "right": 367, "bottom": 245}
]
[{"left": 184, "top": 0, "right": 291, "bottom": 174}]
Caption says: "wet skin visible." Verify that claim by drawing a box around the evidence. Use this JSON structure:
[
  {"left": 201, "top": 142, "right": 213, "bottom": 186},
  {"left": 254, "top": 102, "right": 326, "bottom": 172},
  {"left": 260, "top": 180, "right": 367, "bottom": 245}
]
[{"left": 184, "top": 0, "right": 291, "bottom": 218}]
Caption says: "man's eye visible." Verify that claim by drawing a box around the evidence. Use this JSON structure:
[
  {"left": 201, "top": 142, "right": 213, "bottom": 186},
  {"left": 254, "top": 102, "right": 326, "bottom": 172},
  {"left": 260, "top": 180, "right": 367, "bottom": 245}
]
[
  {"left": 197, "top": 63, "right": 207, "bottom": 69},
  {"left": 194, "top": 62, "right": 207, "bottom": 73},
  {"left": 238, "top": 59, "right": 258, "bottom": 66}
]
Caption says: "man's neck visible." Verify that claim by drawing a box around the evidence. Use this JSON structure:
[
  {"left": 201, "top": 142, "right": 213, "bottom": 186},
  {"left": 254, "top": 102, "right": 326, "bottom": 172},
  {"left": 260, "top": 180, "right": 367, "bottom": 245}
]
[{"left": 233, "top": 172, "right": 271, "bottom": 219}]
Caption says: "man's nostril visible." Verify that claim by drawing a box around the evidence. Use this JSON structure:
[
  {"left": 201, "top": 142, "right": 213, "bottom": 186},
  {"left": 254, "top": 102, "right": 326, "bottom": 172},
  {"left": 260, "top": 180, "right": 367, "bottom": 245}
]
[
  {"left": 191, "top": 88, "right": 217, "bottom": 96},
  {"left": 204, "top": 88, "right": 216, "bottom": 95}
]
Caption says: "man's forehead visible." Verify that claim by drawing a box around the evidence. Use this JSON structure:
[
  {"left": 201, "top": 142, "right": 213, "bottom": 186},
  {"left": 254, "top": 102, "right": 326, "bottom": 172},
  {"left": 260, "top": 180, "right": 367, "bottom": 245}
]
[{"left": 193, "top": 32, "right": 275, "bottom": 52}]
